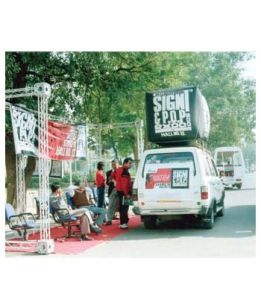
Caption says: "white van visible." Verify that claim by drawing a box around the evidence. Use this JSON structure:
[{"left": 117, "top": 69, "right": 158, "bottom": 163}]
[
  {"left": 132, "top": 146, "right": 225, "bottom": 229},
  {"left": 214, "top": 147, "right": 245, "bottom": 189}
]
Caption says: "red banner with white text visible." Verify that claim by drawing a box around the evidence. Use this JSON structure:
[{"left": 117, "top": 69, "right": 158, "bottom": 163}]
[{"left": 48, "top": 121, "right": 77, "bottom": 160}]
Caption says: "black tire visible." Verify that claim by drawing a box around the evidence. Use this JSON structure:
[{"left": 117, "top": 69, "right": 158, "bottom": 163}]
[
  {"left": 143, "top": 216, "right": 157, "bottom": 229},
  {"left": 202, "top": 207, "right": 215, "bottom": 229},
  {"left": 217, "top": 206, "right": 224, "bottom": 217},
  {"left": 236, "top": 183, "right": 242, "bottom": 189},
  {"left": 217, "top": 199, "right": 225, "bottom": 217}
]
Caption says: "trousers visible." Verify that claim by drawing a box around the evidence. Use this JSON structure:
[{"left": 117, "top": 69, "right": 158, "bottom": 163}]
[
  {"left": 106, "top": 189, "right": 119, "bottom": 222},
  {"left": 80, "top": 205, "right": 106, "bottom": 226},
  {"left": 69, "top": 208, "right": 92, "bottom": 235},
  {"left": 70, "top": 208, "right": 94, "bottom": 224},
  {"left": 79, "top": 215, "right": 91, "bottom": 235},
  {"left": 117, "top": 191, "right": 129, "bottom": 225},
  {"left": 97, "top": 187, "right": 105, "bottom": 208}
]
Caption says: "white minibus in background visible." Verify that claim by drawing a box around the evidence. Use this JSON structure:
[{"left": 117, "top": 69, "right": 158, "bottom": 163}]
[{"left": 214, "top": 147, "right": 245, "bottom": 189}]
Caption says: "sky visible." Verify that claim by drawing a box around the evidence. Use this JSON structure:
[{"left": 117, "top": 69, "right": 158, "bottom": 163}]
[{"left": 240, "top": 55, "right": 256, "bottom": 80}]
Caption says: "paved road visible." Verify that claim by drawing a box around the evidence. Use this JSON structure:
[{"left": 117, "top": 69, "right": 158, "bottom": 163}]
[{"left": 78, "top": 173, "right": 256, "bottom": 258}]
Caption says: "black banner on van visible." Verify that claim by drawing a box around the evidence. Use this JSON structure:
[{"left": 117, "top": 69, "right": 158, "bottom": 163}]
[
  {"left": 171, "top": 168, "right": 190, "bottom": 189},
  {"left": 145, "top": 86, "right": 210, "bottom": 145}
]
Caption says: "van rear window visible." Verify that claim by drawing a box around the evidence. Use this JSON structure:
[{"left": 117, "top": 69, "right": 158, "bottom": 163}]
[
  {"left": 216, "top": 151, "right": 242, "bottom": 166},
  {"left": 142, "top": 152, "right": 196, "bottom": 177}
]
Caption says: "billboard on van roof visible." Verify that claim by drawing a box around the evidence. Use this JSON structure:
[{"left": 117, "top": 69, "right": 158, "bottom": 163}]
[{"left": 145, "top": 86, "right": 210, "bottom": 145}]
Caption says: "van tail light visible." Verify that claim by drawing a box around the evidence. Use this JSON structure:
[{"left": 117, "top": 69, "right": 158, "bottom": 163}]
[
  {"left": 201, "top": 186, "right": 208, "bottom": 200},
  {"left": 225, "top": 170, "right": 234, "bottom": 177},
  {"left": 132, "top": 188, "right": 138, "bottom": 201}
]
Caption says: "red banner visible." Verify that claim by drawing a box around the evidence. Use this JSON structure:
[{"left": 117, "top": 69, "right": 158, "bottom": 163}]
[{"left": 48, "top": 121, "right": 77, "bottom": 160}]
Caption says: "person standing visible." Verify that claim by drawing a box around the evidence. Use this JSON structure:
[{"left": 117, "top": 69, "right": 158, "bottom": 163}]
[
  {"left": 114, "top": 157, "right": 133, "bottom": 229},
  {"left": 106, "top": 160, "right": 119, "bottom": 198},
  {"left": 96, "top": 161, "right": 106, "bottom": 208},
  {"left": 106, "top": 159, "right": 119, "bottom": 225}
]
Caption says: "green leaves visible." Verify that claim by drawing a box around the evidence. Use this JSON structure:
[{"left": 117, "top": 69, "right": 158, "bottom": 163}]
[{"left": 5, "top": 51, "right": 255, "bottom": 158}]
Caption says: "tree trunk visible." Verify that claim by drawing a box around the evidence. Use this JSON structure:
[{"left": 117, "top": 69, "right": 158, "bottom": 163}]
[
  {"left": 143, "top": 125, "right": 150, "bottom": 150},
  {"left": 132, "top": 135, "right": 139, "bottom": 161},
  {"left": 13, "top": 53, "right": 28, "bottom": 88},
  {"left": 5, "top": 131, "right": 37, "bottom": 206},
  {"left": 5, "top": 136, "right": 17, "bottom": 207},
  {"left": 112, "top": 144, "right": 119, "bottom": 161}
]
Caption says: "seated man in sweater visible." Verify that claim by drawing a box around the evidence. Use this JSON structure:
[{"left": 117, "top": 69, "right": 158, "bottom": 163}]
[
  {"left": 49, "top": 184, "right": 92, "bottom": 240},
  {"left": 72, "top": 183, "right": 106, "bottom": 228},
  {"left": 50, "top": 183, "right": 101, "bottom": 236},
  {"left": 67, "top": 180, "right": 97, "bottom": 205}
]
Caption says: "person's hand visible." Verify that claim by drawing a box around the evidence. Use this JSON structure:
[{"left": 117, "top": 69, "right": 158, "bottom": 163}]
[
  {"left": 90, "top": 197, "right": 96, "bottom": 205},
  {"left": 126, "top": 194, "right": 131, "bottom": 199}
]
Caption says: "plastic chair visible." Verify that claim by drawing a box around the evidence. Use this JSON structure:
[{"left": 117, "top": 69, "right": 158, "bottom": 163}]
[{"left": 5, "top": 203, "right": 36, "bottom": 240}]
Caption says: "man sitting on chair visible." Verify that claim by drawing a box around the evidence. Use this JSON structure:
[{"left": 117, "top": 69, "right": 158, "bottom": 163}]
[
  {"left": 50, "top": 184, "right": 101, "bottom": 239},
  {"left": 72, "top": 183, "right": 106, "bottom": 228}
]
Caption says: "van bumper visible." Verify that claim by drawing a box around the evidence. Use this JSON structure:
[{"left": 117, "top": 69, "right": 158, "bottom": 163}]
[
  {"left": 133, "top": 205, "right": 211, "bottom": 217},
  {"left": 222, "top": 177, "right": 242, "bottom": 186}
]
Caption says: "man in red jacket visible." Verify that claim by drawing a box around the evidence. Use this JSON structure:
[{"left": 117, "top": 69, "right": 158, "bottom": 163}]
[{"left": 114, "top": 157, "right": 133, "bottom": 229}]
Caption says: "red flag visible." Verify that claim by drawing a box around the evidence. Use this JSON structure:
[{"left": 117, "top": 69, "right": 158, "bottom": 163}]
[{"left": 48, "top": 121, "right": 77, "bottom": 160}]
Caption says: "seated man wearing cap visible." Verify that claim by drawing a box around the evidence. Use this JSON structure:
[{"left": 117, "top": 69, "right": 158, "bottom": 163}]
[{"left": 73, "top": 183, "right": 106, "bottom": 228}]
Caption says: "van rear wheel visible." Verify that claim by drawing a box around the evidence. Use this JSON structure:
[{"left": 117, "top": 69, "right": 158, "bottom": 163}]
[
  {"left": 143, "top": 216, "right": 157, "bottom": 229},
  {"left": 236, "top": 183, "right": 242, "bottom": 189},
  {"left": 217, "top": 199, "right": 225, "bottom": 217},
  {"left": 202, "top": 207, "right": 214, "bottom": 229}
]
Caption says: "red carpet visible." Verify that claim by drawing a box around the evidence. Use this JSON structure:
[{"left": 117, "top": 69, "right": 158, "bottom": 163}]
[{"left": 7, "top": 216, "right": 141, "bottom": 255}]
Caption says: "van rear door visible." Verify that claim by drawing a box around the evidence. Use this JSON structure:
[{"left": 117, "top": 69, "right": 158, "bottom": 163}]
[{"left": 139, "top": 151, "right": 200, "bottom": 211}]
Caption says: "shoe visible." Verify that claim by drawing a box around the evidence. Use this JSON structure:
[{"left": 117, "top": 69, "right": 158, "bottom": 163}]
[
  {"left": 81, "top": 235, "right": 93, "bottom": 241},
  {"left": 114, "top": 213, "right": 120, "bottom": 219},
  {"left": 106, "top": 221, "right": 112, "bottom": 225},
  {"left": 119, "top": 223, "right": 128, "bottom": 229},
  {"left": 90, "top": 224, "right": 102, "bottom": 234}
]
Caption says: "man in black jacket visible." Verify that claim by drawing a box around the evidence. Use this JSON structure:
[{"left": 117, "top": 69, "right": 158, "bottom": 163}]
[{"left": 106, "top": 159, "right": 119, "bottom": 225}]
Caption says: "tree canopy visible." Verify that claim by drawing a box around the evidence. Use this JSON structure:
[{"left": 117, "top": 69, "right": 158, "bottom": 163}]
[{"left": 5, "top": 51, "right": 256, "bottom": 154}]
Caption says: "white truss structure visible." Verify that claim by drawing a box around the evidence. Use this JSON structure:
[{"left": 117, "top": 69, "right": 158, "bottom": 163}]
[
  {"left": 16, "top": 155, "right": 27, "bottom": 213},
  {"left": 5, "top": 240, "right": 38, "bottom": 253},
  {"left": 5, "top": 83, "right": 54, "bottom": 254},
  {"left": 37, "top": 87, "right": 54, "bottom": 254},
  {"left": 88, "top": 119, "right": 144, "bottom": 162}
]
